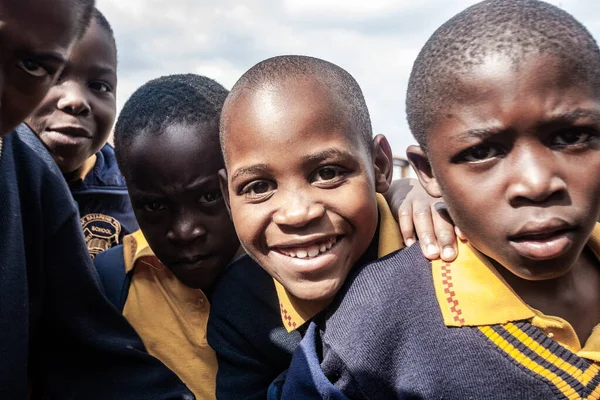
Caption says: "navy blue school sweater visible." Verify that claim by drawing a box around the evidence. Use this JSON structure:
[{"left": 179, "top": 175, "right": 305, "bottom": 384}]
[
  {"left": 207, "top": 255, "right": 302, "bottom": 400},
  {"left": 69, "top": 144, "right": 138, "bottom": 258},
  {"left": 0, "top": 124, "right": 194, "bottom": 400},
  {"left": 279, "top": 243, "right": 600, "bottom": 399}
]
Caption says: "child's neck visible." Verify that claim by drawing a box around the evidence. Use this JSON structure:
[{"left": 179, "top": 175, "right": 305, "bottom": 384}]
[{"left": 496, "top": 247, "right": 600, "bottom": 345}]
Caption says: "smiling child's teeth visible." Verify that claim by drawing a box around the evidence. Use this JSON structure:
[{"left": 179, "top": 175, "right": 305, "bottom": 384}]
[
  {"left": 308, "top": 247, "right": 320, "bottom": 257},
  {"left": 296, "top": 250, "right": 308, "bottom": 259},
  {"left": 320, "top": 245, "right": 327, "bottom": 253},
  {"left": 326, "top": 242, "right": 333, "bottom": 250}
]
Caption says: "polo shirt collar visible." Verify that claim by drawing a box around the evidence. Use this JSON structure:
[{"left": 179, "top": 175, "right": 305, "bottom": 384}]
[
  {"left": 432, "top": 223, "right": 600, "bottom": 360},
  {"left": 123, "top": 230, "right": 156, "bottom": 274}
]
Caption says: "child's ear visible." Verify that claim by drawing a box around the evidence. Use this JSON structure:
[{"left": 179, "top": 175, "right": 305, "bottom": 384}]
[
  {"left": 406, "top": 145, "right": 442, "bottom": 198},
  {"left": 218, "top": 169, "right": 232, "bottom": 217},
  {"left": 371, "top": 134, "right": 393, "bottom": 193}
]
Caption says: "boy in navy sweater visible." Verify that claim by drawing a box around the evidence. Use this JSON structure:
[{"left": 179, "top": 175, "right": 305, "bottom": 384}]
[
  {"left": 280, "top": 1, "right": 600, "bottom": 399},
  {"left": 212, "top": 55, "right": 403, "bottom": 399},
  {"left": 0, "top": 0, "right": 192, "bottom": 398},
  {"left": 26, "top": 8, "right": 137, "bottom": 258}
]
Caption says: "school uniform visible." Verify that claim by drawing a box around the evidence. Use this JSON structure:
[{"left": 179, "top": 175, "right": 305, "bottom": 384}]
[
  {"left": 0, "top": 124, "right": 194, "bottom": 400},
  {"left": 95, "top": 230, "right": 218, "bottom": 400},
  {"left": 67, "top": 143, "right": 138, "bottom": 258},
  {"left": 279, "top": 224, "right": 600, "bottom": 399},
  {"left": 207, "top": 194, "right": 403, "bottom": 400}
]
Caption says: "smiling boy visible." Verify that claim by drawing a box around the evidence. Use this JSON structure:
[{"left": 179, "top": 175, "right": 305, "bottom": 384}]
[
  {"left": 26, "top": 9, "right": 137, "bottom": 258},
  {"left": 210, "top": 55, "right": 401, "bottom": 398},
  {"left": 0, "top": 0, "right": 191, "bottom": 398},
  {"left": 279, "top": 1, "right": 600, "bottom": 398}
]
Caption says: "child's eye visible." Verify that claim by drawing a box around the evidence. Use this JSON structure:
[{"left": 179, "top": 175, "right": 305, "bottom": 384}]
[
  {"left": 552, "top": 129, "right": 593, "bottom": 146},
  {"left": 143, "top": 202, "right": 167, "bottom": 212},
  {"left": 198, "top": 191, "right": 223, "bottom": 204},
  {"left": 17, "top": 59, "right": 50, "bottom": 78},
  {"left": 454, "top": 144, "right": 504, "bottom": 163},
  {"left": 311, "top": 166, "right": 348, "bottom": 185},
  {"left": 89, "top": 81, "right": 112, "bottom": 93},
  {"left": 241, "top": 180, "right": 276, "bottom": 199}
]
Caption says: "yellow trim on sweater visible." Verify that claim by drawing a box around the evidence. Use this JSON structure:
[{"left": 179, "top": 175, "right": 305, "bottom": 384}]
[
  {"left": 121, "top": 231, "right": 217, "bottom": 399},
  {"left": 433, "top": 223, "right": 600, "bottom": 362},
  {"left": 276, "top": 193, "right": 404, "bottom": 332}
]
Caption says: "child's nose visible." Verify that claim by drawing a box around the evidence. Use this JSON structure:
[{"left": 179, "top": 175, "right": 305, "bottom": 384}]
[
  {"left": 505, "top": 146, "right": 567, "bottom": 205},
  {"left": 57, "top": 83, "right": 91, "bottom": 117},
  {"left": 272, "top": 192, "right": 325, "bottom": 228},
  {"left": 167, "top": 216, "right": 207, "bottom": 246}
]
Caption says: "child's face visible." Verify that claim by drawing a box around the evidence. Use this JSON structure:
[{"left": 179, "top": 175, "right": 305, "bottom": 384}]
[
  {"left": 221, "top": 78, "right": 391, "bottom": 302},
  {"left": 410, "top": 54, "right": 600, "bottom": 281},
  {"left": 26, "top": 18, "right": 117, "bottom": 173},
  {"left": 0, "top": 0, "right": 82, "bottom": 136},
  {"left": 126, "top": 122, "right": 240, "bottom": 291}
]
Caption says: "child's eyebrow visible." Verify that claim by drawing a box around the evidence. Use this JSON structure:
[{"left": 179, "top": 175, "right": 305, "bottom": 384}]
[
  {"left": 457, "top": 128, "right": 502, "bottom": 143},
  {"left": 230, "top": 164, "right": 270, "bottom": 183},
  {"left": 29, "top": 51, "right": 68, "bottom": 65},
  {"left": 302, "top": 148, "right": 355, "bottom": 163},
  {"left": 87, "top": 65, "right": 117, "bottom": 76},
  {"left": 542, "top": 108, "right": 600, "bottom": 125}
]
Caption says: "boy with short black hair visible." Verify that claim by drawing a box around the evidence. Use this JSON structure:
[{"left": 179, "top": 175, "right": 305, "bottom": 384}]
[
  {"left": 279, "top": 1, "right": 600, "bottom": 398},
  {"left": 0, "top": 0, "right": 192, "bottom": 398},
  {"left": 95, "top": 73, "right": 242, "bottom": 399},
  {"left": 26, "top": 8, "right": 137, "bottom": 258},
  {"left": 210, "top": 55, "right": 402, "bottom": 399}
]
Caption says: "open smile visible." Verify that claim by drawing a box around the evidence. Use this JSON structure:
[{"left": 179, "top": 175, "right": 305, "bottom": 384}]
[
  {"left": 275, "top": 237, "right": 339, "bottom": 259},
  {"left": 268, "top": 235, "right": 345, "bottom": 275}
]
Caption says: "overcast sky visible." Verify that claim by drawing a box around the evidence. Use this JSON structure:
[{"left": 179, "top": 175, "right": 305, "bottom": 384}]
[{"left": 97, "top": 0, "right": 600, "bottom": 159}]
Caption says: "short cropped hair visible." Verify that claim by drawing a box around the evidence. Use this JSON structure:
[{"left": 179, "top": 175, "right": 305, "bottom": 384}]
[
  {"left": 92, "top": 8, "right": 116, "bottom": 57},
  {"left": 72, "top": 0, "right": 96, "bottom": 38},
  {"left": 406, "top": 0, "right": 600, "bottom": 149},
  {"left": 114, "top": 74, "right": 229, "bottom": 169},
  {"left": 221, "top": 55, "right": 373, "bottom": 157}
]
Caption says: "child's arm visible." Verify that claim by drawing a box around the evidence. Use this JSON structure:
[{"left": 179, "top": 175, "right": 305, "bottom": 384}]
[{"left": 384, "top": 178, "right": 458, "bottom": 261}]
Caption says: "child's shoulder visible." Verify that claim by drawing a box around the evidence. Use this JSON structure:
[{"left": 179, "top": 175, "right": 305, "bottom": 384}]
[
  {"left": 211, "top": 255, "right": 278, "bottom": 312},
  {"left": 322, "top": 244, "right": 437, "bottom": 343}
]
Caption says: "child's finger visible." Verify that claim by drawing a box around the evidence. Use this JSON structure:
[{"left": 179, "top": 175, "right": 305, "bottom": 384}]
[
  {"left": 431, "top": 203, "right": 457, "bottom": 262},
  {"left": 398, "top": 204, "right": 417, "bottom": 247},
  {"left": 412, "top": 205, "right": 440, "bottom": 259}
]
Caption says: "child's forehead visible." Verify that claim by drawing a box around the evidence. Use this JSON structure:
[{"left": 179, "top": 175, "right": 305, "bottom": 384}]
[
  {"left": 134, "top": 122, "right": 221, "bottom": 157},
  {"left": 1, "top": 0, "right": 79, "bottom": 46},
  {"left": 442, "top": 54, "right": 599, "bottom": 112}
]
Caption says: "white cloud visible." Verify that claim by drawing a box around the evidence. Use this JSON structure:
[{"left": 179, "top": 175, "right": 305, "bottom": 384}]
[{"left": 97, "top": 0, "right": 600, "bottom": 160}]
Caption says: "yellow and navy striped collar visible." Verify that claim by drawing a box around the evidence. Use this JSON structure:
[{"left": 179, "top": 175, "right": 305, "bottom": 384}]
[
  {"left": 275, "top": 193, "right": 404, "bottom": 332},
  {"left": 432, "top": 223, "right": 600, "bottom": 358}
]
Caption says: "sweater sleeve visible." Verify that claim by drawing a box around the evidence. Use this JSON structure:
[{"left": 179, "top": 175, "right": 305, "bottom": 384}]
[{"left": 36, "top": 211, "right": 195, "bottom": 400}]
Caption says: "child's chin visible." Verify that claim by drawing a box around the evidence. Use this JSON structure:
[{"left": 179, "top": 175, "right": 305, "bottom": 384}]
[{"left": 289, "top": 281, "right": 341, "bottom": 303}]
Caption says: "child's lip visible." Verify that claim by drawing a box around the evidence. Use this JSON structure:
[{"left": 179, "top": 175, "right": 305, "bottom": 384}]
[
  {"left": 508, "top": 229, "right": 576, "bottom": 260},
  {"left": 171, "top": 254, "right": 212, "bottom": 265},
  {"left": 271, "top": 234, "right": 339, "bottom": 250},
  {"left": 508, "top": 219, "right": 575, "bottom": 241},
  {"left": 47, "top": 125, "right": 93, "bottom": 139}
]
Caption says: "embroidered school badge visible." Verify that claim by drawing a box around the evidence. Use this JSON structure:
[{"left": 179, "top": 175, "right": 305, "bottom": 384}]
[{"left": 81, "top": 213, "right": 122, "bottom": 258}]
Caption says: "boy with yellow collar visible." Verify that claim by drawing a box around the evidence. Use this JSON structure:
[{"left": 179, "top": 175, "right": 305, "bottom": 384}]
[
  {"left": 279, "top": 1, "right": 600, "bottom": 398},
  {"left": 210, "top": 54, "right": 403, "bottom": 399}
]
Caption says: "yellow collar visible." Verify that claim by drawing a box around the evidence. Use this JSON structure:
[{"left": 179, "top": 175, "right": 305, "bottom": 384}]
[
  {"left": 275, "top": 193, "right": 404, "bottom": 332},
  {"left": 123, "top": 230, "right": 157, "bottom": 273},
  {"left": 432, "top": 223, "right": 600, "bottom": 359}
]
